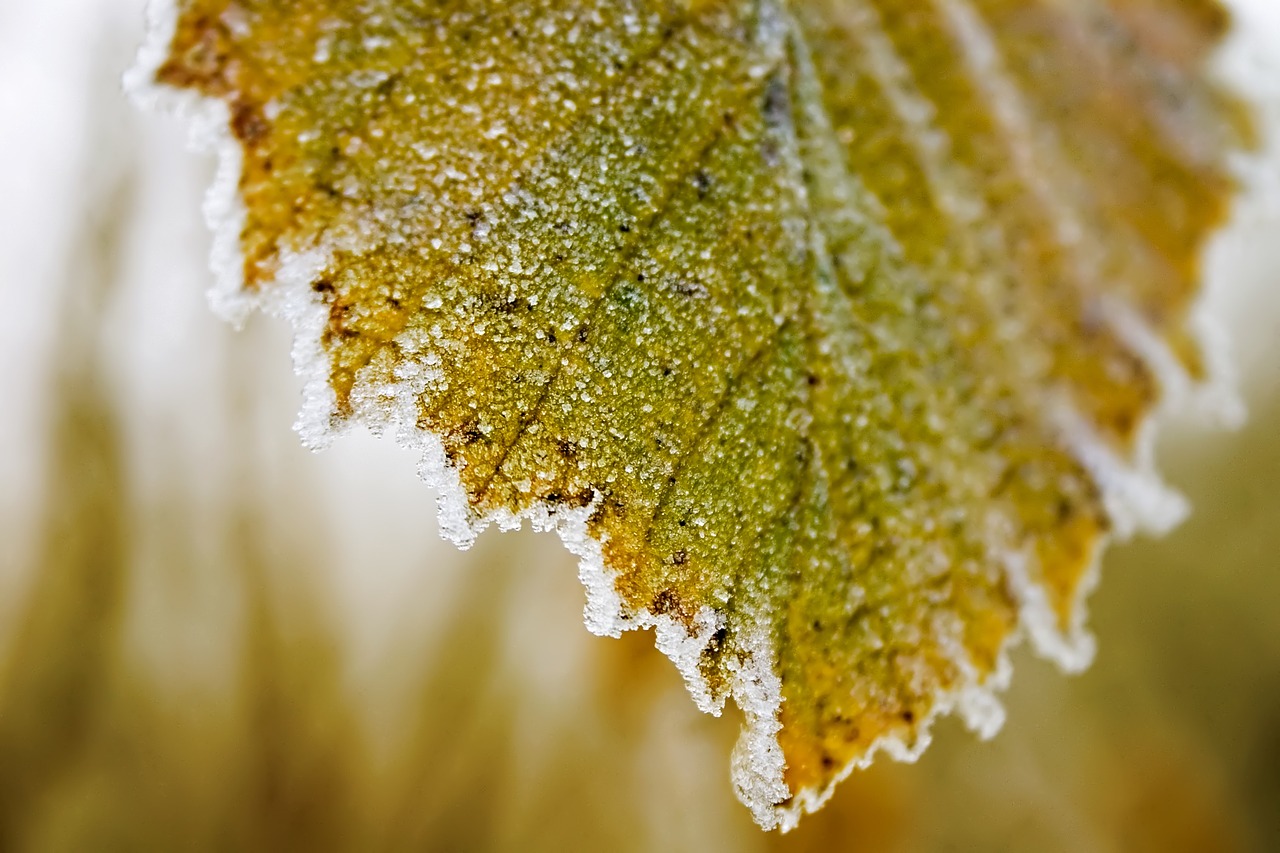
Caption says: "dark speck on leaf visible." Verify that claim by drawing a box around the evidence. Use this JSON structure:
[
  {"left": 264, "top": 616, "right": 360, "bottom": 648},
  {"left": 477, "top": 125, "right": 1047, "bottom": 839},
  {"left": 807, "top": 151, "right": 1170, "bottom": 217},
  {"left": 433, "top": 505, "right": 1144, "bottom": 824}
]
[
  {"left": 231, "top": 103, "right": 268, "bottom": 143},
  {"left": 652, "top": 588, "right": 682, "bottom": 616},
  {"left": 694, "top": 169, "right": 712, "bottom": 199}
]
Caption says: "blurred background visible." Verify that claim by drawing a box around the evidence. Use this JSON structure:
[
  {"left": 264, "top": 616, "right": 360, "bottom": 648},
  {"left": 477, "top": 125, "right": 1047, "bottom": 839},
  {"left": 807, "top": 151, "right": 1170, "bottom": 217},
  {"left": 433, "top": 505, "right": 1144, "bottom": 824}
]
[{"left": 1, "top": 1, "right": 1277, "bottom": 850}]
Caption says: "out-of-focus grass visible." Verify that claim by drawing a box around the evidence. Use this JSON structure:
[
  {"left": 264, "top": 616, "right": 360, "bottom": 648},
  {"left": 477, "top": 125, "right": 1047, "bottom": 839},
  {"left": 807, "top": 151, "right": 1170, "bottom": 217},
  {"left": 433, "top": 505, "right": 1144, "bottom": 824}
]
[{"left": 0, "top": 5, "right": 1277, "bottom": 851}]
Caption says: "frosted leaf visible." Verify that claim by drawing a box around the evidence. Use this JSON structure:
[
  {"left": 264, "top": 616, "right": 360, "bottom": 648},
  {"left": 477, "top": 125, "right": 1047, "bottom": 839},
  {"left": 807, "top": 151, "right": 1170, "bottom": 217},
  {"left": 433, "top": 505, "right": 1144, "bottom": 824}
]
[{"left": 132, "top": 0, "right": 1255, "bottom": 831}]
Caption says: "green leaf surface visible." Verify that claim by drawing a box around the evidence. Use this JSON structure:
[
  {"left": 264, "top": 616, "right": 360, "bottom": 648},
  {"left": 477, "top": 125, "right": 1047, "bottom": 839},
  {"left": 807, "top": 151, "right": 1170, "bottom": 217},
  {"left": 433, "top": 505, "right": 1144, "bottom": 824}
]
[{"left": 135, "top": 0, "right": 1252, "bottom": 829}]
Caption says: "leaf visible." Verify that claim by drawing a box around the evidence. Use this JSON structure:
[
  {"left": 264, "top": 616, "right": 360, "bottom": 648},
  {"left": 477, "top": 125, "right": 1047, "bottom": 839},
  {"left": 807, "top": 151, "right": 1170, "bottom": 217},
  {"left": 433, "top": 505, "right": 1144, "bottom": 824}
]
[{"left": 134, "top": 0, "right": 1253, "bottom": 830}]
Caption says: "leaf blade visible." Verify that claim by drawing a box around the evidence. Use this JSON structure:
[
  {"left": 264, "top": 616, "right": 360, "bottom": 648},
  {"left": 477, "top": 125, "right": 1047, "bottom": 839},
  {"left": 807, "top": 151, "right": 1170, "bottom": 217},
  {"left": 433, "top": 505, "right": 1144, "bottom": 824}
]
[{"left": 140, "top": 0, "right": 1253, "bottom": 830}]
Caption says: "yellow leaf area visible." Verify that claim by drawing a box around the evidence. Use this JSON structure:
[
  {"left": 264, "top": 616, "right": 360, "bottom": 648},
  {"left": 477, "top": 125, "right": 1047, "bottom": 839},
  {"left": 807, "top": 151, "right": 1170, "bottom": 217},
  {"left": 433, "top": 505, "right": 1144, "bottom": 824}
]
[{"left": 149, "top": 0, "right": 1251, "bottom": 830}]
